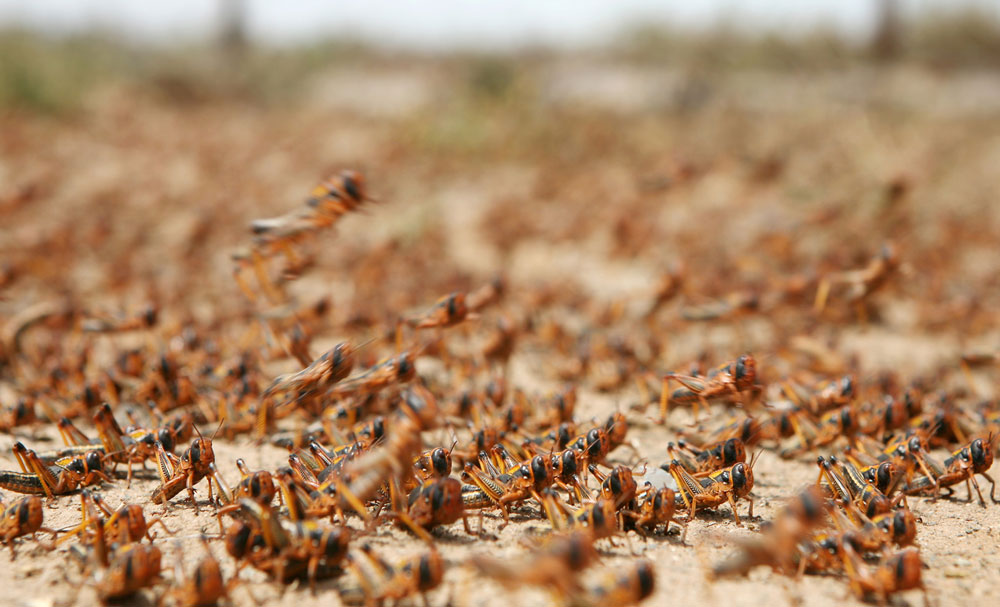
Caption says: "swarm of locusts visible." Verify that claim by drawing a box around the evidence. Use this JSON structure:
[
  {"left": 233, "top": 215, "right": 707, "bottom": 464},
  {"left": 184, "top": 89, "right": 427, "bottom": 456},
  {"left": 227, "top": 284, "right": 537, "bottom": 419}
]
[{"left": 2, "top": 169, "right": 1000, "bottom": 607}]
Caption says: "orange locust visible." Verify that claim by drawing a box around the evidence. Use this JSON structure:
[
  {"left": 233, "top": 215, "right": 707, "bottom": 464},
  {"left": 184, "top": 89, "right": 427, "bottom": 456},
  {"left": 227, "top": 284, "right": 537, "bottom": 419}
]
[
  {"left": 150, "top": 424, "right": 221, "bottom": 511},
  {"left": 659, "top": 354, "right": 760, "bottom": 421}
]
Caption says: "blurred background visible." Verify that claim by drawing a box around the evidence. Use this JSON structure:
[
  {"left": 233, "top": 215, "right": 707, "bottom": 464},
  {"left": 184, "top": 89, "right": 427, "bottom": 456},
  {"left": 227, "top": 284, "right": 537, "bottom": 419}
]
[
  {"left": 1, "top": 0, "right": 999, "bottom": 363},
  {"left": 2, "top": 0, "right": 1000, "bottom": 50},
  {"left": 3, "top": 0, "right": 1000, "bottom": 113}
]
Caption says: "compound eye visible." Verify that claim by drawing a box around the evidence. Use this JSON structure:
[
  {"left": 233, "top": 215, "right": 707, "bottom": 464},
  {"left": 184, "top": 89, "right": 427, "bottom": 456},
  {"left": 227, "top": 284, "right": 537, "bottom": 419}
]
[
  {"left": 230, "top": 524, "right": 251, "bottom": 557},
  {"left": 893, "top": 511, "right": 907, "bottom": 538},
  {"left": 158, "top": 429, "right": 175, "bottom": 452},
  {"left": 433, "top": 449, "right": 450, "bottom": 474},
  {"left": 609, "top": 470, "right": 622, "bottom": 496},
  {"left": 638, "top": 562, "right": 655, "bottom": 598},
  {"left": 723, "top": 439, "right": 738, "bottom": 464},
  {"left": 418, "top": 554, "right": 435, "bottom": 588},
  {"left": 840, "top": 408, "right": 853, "bottom": 428},
  {"left": 343, "top": 175, "right": 362, "bottom": 201},
  {"left": 591, "top": 504, "right": 605, "bottom": 527},
  {"left": 561, "top": 451, "right": 577, "bottom": 475},
  {"left": 801, "top": 492, "right": 820, "bottom": 520},
  {"left": 877, "top": 463, "right": 892, "bottom": 488},
  {"left": 734, "top": 357, "right": 747, "bottom": 379},
  {"left": 531, "top": 456, "right": 547, "bottom": 481},
  {"left": 971, "top": 440, "right": 986, "bottom": 466},
  {"left": 732, "top": 464, "right": 746, "bottom": 490},
  {"left": 397, "top": 356, "right": 412, "bottom": 377}
]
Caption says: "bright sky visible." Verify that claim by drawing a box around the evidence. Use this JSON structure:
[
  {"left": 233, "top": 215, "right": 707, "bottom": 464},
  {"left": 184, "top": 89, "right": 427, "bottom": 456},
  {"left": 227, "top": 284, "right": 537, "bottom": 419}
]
[{"left": 0, "top": 0, "right": 995, "bottom": 49}]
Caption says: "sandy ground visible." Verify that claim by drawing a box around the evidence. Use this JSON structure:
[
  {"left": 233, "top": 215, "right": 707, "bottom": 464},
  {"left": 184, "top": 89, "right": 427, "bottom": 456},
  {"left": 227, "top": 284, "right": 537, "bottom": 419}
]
[
  {"left": 2, "top": 55, "right": 1000, "bottom": 607},
  {"left": 4, "top": 394, "right": 1000, "bottom": 607}
]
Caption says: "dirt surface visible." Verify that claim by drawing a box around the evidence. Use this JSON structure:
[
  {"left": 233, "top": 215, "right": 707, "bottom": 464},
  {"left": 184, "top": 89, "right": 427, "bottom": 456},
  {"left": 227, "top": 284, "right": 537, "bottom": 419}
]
[{"left": 2, "top": 55, "right": 1000, "bottom": 607}]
